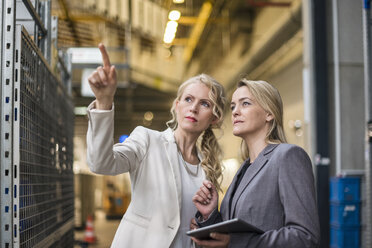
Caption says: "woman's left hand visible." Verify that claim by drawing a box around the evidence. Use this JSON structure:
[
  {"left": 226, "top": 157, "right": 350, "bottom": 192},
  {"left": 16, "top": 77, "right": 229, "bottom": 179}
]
[
  {"left": 190, "top": 218, "right": 198, "bottom": 230},
  {"left": 192, "top": 180, "right": 218, "bottom": 220},
  {"left": 191, "top": 232, "right": 230, "bottom": 248}
]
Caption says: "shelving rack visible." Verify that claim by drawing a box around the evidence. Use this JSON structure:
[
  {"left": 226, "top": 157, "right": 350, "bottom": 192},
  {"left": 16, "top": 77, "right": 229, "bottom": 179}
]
[{"left": 1, "top": 1, "right": 74, "bottom": 247}]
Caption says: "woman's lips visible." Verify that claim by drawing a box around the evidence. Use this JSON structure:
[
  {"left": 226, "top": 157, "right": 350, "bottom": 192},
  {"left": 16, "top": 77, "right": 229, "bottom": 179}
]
[{"left": 186, "top": 116, "right": 197, "bottom": 122}]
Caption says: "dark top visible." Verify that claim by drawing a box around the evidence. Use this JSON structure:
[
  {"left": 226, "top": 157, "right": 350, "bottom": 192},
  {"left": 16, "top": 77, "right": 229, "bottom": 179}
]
[{"left": 229, "top": 160, "right": 251, "bottom": 213}]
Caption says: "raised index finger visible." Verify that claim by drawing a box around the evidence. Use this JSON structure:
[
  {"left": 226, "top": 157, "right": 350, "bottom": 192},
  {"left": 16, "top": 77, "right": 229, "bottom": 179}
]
[{"left": 98, "top": 43, "right": 111, "bottom": 70}]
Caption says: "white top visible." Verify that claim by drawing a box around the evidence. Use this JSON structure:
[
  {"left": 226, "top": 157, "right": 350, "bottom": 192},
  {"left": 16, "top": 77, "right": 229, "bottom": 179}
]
[{"left": 170, "top": 154, "right": 205, "bottom": 248}]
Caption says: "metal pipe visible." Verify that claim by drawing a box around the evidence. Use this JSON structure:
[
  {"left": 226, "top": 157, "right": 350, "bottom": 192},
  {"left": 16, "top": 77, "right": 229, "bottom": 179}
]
[
  {"left": 310, "top": 1, "right": 330, "bottom": 247},
  {"left": 39, "top": 0, "right": 51, "bottom": 63},
  {"left": 302, "top": 0, "right": 316, "bottom": 161},
  {"left": 21, "top": 0, "right": 47, "bottom": 36},
  {"left": 332, "top": 0, "right": 341, "bottom": 175}
]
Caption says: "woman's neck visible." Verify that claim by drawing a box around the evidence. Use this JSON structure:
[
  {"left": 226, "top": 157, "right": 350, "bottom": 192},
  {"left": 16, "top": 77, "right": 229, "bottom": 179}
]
[
  {"left": 244, "top": 136, "right": 268, "bottom": 163},
  {"left": 173, "top": 128, "right": 200, "bottom": 163}
]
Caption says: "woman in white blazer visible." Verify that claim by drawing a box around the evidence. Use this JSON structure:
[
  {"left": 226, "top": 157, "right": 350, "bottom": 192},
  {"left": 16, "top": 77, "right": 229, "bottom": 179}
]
[
  {"left": 191, "top": 79, "right": 320, "bottom": 247},
  {"left": 86, "top": 44, "right": 227, "bottom": 248}
]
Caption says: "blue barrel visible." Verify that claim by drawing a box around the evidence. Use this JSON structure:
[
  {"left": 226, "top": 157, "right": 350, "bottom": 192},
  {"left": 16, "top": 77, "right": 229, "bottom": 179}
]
[
  {"left": 330, "top": 177, "right": 360, "bottom": 202},
  {"left": 329, "top": 177, "right": 360, "bottom": 248}
]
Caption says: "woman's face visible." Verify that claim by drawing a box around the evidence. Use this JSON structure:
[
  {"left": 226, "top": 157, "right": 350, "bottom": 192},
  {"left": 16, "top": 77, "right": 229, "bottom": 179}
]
[
  {"left": 230, "top": 86, "right": 272, "bottom": 139},
  {"left": 175, "top": 82, "right": 217, "bottom": 134}
]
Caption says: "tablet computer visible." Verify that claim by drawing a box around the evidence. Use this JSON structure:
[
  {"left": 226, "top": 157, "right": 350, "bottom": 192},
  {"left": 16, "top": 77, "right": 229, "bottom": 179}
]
[{"left": 186, "top": 218, "right": 264, "bottom": 240}]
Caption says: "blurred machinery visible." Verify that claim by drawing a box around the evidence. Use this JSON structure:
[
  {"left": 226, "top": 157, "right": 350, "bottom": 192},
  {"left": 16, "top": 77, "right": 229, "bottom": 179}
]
[{"left": 102, "top": 175, "right": 131, "bottom": 219}]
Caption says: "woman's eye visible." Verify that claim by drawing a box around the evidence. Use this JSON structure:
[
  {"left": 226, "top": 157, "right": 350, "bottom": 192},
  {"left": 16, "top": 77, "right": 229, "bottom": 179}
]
[
  {"left": 185, "top": 97, "right": 192, "bottom": 102},
  {"left": 243, "top": 101, "right": 250, "bottom": 106},
  {"left": 201, "top": 101, "right": 210, "bottom": 108},
  {"left": 230, "top": 105, "right": 235, "bottom": 111}
]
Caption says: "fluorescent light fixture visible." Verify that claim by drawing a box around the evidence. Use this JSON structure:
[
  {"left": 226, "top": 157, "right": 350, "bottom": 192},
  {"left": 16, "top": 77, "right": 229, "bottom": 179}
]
[
  {"left": 166, "top": 20, "right": 178, "bottom": 31},
  {"left": 168, "top": 10, "right": 181, "bottom": 21},
  {"left": 163, "top": 32, "right": 176, "bottom": 43},
  {"left": 163, "top": 20, "right": 178, "bottom": 44},
  {"left": 173, "top": 0, "right": 184, "bottom": 3}
]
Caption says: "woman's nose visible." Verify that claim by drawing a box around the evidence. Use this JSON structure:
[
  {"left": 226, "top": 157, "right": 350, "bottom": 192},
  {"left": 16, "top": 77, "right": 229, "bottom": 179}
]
[
  {"left": 232, "top": 106, "right": 239, "bottom": 116},
  {"left": 190, "top": 103, "right": 198, "bottom": 113}
]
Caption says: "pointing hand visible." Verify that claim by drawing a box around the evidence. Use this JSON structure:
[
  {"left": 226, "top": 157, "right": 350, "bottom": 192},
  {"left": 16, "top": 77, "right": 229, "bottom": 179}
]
[{"left": 87, "top": 43, "right": 117, "bottom": 110}]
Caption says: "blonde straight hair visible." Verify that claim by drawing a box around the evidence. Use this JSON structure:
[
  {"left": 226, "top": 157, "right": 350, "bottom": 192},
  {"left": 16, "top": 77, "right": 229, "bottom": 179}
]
[
  {"left": 237, "top": 79, "right": 287, "bottom": 160},
  {"left": 167, "top": 74, "right": 226, "bottom": 191}
]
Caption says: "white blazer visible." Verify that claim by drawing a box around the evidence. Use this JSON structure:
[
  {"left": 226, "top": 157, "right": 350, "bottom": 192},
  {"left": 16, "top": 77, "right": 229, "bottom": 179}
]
[{"left": 86, "top": 102, "right": 196, "bottom": 247}]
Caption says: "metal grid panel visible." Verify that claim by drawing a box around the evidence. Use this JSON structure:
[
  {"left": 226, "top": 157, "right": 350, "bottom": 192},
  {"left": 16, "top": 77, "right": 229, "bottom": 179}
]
[
  {"left": 49, "top": 229, "right": 74, "bottom": 248},
  {"left": 14, "top": 26, "right": 74, "bottom": 248}
]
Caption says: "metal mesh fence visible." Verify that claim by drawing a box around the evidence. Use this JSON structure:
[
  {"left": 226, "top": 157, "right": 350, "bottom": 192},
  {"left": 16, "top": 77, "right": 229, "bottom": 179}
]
[
  {"left": 16, "top": 26, "right": 74, "bottom": 247},
  {"left": 49, "top": 229, "right": 75, "bottom": 248}
]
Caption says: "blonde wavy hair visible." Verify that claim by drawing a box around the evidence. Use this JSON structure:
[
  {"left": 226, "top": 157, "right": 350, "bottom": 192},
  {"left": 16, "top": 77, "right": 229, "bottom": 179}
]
[
  {"left": 236, "top": 79, "right": 287, "bottom": 160},
  {"left": 167, "top": 74, "right": 226, "bottom": 192}
]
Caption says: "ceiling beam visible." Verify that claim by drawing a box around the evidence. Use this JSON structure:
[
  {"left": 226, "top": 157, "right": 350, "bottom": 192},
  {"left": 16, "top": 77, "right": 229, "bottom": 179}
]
[
  {"left": 247, "top": 0, "right": 291, "bottom": 8},
  {"left": 178, "top": 16, "right": 228, "bottom": 25},
  {"left": 182, "top": 1, "right": 213, "bottom": 62}
]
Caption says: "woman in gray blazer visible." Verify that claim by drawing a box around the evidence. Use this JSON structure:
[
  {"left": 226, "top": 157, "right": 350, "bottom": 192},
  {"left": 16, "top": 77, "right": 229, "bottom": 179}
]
[
  {"left": 191, "top": 79, "right": 320, "bottom": 248},
  {"left": 86, "top": 44, "right": 227, "bottom": 247}
]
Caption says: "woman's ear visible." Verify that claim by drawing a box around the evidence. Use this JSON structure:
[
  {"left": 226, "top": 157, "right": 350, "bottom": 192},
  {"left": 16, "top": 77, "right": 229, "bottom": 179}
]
[{"left": 266, "top": 112, "right": 274, "bottom": 122}]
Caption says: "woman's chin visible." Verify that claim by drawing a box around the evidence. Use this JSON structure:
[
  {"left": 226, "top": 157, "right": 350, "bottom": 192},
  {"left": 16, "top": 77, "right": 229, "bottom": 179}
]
[
  {"left": 179, "top": 125, "right": 204, "bottom": 134},
  {"left": 232, "top": 129, "right": 244, "bottom": 137}
]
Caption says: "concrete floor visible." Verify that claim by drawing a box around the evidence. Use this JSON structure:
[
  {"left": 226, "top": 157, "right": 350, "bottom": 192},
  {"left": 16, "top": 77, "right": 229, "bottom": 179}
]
[{"left": 74, "top": 210, "right": 121, "bottom": 248}]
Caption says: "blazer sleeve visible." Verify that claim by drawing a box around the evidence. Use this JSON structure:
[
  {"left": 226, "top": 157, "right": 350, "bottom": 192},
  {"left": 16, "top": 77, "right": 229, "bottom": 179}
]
[
  {"left": 195, "top": 208, "right": 223, "bottom": 227},
  {"left": 230, "top": 145, "right": 320, "bottom": 248},
  {"left": 86, "top": 101, "right": 149, "bottom": 175}
]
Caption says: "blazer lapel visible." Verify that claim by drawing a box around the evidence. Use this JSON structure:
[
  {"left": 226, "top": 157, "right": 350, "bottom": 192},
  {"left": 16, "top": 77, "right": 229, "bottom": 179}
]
[
  {"left": 162, "top": 128, "right": 182, "bottom": 211},
  {"left": 230, "top": 144, "right": 278, "bottom": 218},
  {"left": 220, "top": 178, "right": 235, "bottom": 220},
  {"left": 220, "top": 159, "right": 250, "bottom": 219}
]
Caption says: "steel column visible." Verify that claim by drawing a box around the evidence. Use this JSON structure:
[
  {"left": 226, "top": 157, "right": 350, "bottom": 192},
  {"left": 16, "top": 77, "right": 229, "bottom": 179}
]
[{"left": 363, "top": 0, "right": 372, "bottom": 246}]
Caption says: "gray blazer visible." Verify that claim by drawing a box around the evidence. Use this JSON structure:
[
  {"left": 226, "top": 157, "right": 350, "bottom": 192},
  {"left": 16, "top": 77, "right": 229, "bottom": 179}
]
[{"left": 199, "top": 144, "right": 320, "bottom": 248}]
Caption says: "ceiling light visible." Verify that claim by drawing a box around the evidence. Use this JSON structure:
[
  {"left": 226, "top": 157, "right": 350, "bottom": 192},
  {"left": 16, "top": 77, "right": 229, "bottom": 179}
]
[
  {"left": 166, "top": 20, "right": 178, "bottom": 31},
  {"left": 163, "top": 20, "right": 178, "bottom": 44},
  {"left": 163, "top": 32, "right": 176, "bottom": 44},
  {"left": 168, "top": 10, "right": 181, "bottom": 21},
  {"left": 173, "top": 0, "right": 184, "bottom": 3}
]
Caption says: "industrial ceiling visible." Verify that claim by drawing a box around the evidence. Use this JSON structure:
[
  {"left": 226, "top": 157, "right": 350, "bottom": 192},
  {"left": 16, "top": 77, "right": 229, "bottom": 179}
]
[{"left": 49, "top": 0, "right": 300, "bottom": 134}]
